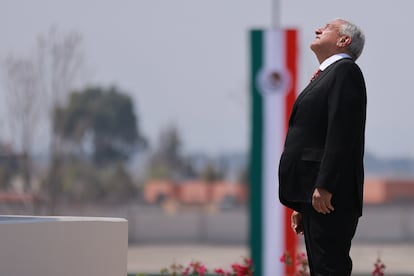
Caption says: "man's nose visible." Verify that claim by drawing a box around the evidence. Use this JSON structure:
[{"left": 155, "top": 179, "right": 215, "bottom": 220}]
[{"left": 315, "top": 28, "right": 322, "bottom": 35}]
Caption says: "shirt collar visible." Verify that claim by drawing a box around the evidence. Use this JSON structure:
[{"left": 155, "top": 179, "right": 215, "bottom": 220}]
[{"left": 319, "top": 53, "right": 352, "bottom": 71}]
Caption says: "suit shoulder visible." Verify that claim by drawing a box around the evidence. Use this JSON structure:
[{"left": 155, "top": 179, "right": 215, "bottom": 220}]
[
  {"left": 333, "top": 59, "right": 364, "bottom": 76},
  {"left": 334, "top": 58, "right": 359, "bottom": 69},
  {"left": 337, "top": 58, "right": 353, "bottom": 64}
]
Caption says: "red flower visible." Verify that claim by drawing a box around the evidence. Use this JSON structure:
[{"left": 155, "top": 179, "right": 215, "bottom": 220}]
[
  {"left": 182, "top": 267, "right": 190, "bottom": 275},
  {"left": 231, "top": 262, "right": 252, "bottom": 276},
  {"left": 196, "top": 264, "right": 207, "bottom": 276},
  {"left": 214, "top": 268, "right": 232, "bottom": 276},
  {"left": 280, "top": 254, "right": 286, "bottom": 263},
  {"left": 163, "top": 257, "right": 253, "bottom": 276},
  {"left": 372, "top": 257, "right": 386, "bottom": 276},
  {"left": 280, "top": 251, "right": 293, "bottom": 266},
  {"left": 214, "top": 268, "right": 226, "bottom": 274}
]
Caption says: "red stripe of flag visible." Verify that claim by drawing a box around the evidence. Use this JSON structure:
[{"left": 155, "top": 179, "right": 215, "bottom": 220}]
[{"left": 284, "top": 29, "right": 298, "bottom": 276}]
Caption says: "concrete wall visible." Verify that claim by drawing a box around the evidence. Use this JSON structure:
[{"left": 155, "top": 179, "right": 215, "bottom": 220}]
[
  {"left": 0, "top": 216, "right": 128, "bottom": 276},
  {"left": 125, "top": 204, "right": 414, "bottom": 244},
  {"left": 3, "top": 203, "right": 414, "bottom": 246},
  {"left": 355, "top": 204, "right": 414, "bottom": 242}
]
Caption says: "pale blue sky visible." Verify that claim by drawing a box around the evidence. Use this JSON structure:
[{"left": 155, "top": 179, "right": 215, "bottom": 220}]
[{"left": 0, "top": 0, "right": 413, "bottom": 158}]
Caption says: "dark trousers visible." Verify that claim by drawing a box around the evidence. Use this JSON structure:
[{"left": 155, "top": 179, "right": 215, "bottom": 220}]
[{"left": 301, "top": 203, "right": 359, "bottom": 276}]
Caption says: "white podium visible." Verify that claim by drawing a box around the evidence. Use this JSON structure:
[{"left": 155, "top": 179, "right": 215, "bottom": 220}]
[{"left": 0, "top": 215, "right": 128, "bottom": 276}]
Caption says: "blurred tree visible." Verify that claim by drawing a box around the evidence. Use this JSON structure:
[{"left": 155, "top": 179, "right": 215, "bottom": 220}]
[
  {"left": 59, "top": 160, "right": 136, "bottom": 203},
  {"left": 158, "top": 125, "right": 182, "bottom": 165},
  {"left": 99, "top": 163, "right": 137, "bottom": 202},
  {"left": 147, "top": 125, "right": 186, "bottom": 180},
  {"left": 55, "top": 86, "right": 146, "bottom": 166},
  {"left": 0, "top": 143, "right": 19, "bottom": 190},
  {"left": 36, "top": 27, "right": 86, "bottom": 214},
  {"left": 1, "top": 56, "right": 43, "bottom": 192},
  {"left": 200, "top": 162, "right": 224, "bottom": 182}
]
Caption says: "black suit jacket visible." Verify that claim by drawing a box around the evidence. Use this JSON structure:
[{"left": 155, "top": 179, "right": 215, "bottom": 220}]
[{"left": 278, "top": 58, "right": 367, "bottom": 216}]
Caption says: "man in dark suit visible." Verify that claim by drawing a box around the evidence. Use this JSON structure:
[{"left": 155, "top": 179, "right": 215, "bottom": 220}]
[{"left": 278, "top": 18, "right": 366, "bottom": 275}]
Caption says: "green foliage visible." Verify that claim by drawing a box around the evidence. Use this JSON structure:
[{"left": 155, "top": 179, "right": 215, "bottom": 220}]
[
  {"left": 199, "top": 163, "right": 224, "bottom": 182},
  {"left": 147, "top": 163, "right": 172, "bottom": 180},
  {"left": 0, "top": 166, "right": 14, "bottom": 190},
  {"left": 60, "top": 160, "right": 137, "bottom": 202},
  {"left": 54, "top": 86, "right": 146, "bottom": 166},
  {"left": 0, "top": 144, "right": 19, "bottom": 189},
  {"left": 147, "top": 125, "right": 186, "bottom": 180}
]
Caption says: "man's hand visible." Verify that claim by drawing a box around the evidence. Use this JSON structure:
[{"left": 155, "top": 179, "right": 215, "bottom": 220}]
[
  {"left": 312, "top": 187, "right": 334, "bottom": 214},
  {"left": 291, "top": 211, "right": 304, "bottom": 235}
]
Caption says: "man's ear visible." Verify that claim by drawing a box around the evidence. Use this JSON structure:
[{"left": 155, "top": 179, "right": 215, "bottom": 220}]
[{"left": 337, "top": 36, "right": 352, "bottom": 48}]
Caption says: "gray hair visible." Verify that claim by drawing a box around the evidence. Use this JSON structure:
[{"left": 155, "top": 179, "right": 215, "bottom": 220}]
[{"left": 338, "top": 19, "right": 365, "bottom": 60}]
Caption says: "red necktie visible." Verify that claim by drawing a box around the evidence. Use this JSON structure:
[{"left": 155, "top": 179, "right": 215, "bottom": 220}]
[{"left": 310, "top": 69, "right": 321, "bottom": 82}]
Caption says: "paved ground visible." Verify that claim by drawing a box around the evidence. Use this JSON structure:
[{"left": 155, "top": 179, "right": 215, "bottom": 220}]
[{"left": 128, "top": 242, "right": 414, "bottom": 275}]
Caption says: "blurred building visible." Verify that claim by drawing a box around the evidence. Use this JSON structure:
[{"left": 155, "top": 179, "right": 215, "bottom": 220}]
[
  {"left": 143, "top": 180, "right": 248, "bottom": 206},
  {"left": 364, "top": 177, "right": 414, "bottom": 204},
  {"left": 144, "top": 177, "right": 414, "bottom": 206}
]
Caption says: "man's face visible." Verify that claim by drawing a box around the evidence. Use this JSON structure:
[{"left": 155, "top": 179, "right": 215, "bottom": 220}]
[{"left": 310, "top": 19, "right": 344, "bottom": 58}]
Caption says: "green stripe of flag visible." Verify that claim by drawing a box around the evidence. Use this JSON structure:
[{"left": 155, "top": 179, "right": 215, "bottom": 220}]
[{"left": 249, "top": 29, "right": 263, "bottom": 276}]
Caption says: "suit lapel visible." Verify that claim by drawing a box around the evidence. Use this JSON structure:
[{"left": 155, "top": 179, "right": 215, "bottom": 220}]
[
  {"left": 288, "top": 72, "right": 324, "bottom": 125},
  {"left": 288, "top": 64, "right": 336, "bottom": 125}
]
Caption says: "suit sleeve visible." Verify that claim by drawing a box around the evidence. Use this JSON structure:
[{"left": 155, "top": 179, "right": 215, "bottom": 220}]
[{"left": 315, "top": 62, "right": 367, "bottom": 193}]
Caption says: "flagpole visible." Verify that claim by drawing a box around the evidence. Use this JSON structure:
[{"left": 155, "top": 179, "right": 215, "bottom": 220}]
[{"left": 272, "top": 0, "right": 280, "bottom": 28}]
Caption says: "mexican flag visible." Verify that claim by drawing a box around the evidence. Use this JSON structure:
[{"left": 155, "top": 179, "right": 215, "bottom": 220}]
[{"left": 249, "top": 29, "right": 298, "bottom": 276}]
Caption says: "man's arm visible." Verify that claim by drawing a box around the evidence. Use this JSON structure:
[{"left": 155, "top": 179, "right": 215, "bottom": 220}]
[{"left": 315, "top": 62, "right": 366, "bottom": 197}]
